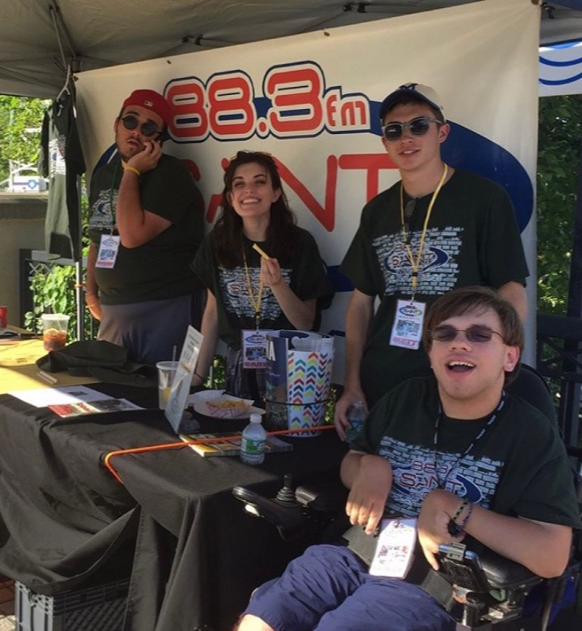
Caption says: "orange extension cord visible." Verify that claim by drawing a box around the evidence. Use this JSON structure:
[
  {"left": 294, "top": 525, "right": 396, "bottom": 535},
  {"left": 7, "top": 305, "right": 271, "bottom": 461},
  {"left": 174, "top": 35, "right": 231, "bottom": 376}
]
[{"left": 103, "top": 425, "right": 335, "bottom": 484}]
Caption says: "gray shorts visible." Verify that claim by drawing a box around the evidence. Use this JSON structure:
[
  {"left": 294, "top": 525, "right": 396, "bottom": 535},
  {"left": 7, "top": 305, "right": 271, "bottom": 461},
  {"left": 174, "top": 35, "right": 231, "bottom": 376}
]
[{"left": 98, "top": 294, "right": 196, "bottom": 365}]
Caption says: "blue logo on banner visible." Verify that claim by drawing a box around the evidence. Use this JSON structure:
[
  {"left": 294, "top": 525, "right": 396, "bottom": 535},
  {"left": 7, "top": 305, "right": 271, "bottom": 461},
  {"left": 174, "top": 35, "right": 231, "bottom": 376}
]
[
  {"left": 539, "top": 40, "right": 582, "bottom": 89},
  {"left": 442, "top": 123, "right": 532, "bottom": 232}
]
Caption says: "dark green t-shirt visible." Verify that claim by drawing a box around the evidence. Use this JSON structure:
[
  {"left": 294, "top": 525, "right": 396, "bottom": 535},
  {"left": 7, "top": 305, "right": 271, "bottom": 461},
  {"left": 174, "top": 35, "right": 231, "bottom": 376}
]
[
  {"left": 341, "top": 169, "right": 529, "bottom": 406},
  {"left": 352, "top": 377, "right": 581, "bottom": 530},
  {"left": 88, "top": 154, "right": 204, "bottom": 304},
  {"left": 192, "top": 229, "right": 334, "bottom": 350}
]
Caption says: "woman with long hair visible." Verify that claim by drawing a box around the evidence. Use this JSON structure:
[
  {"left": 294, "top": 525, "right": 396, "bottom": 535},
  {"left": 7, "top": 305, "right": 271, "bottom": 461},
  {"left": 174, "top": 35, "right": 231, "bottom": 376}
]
[{"left": 191, "top": 151, "right": 334, "bottom": 401}]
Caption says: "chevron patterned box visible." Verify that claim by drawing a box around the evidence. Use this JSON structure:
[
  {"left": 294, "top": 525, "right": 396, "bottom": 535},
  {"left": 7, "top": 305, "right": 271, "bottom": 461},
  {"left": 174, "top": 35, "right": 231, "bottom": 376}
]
[{"left": 264, "top": 331, "right": 334, "bottom": 436}]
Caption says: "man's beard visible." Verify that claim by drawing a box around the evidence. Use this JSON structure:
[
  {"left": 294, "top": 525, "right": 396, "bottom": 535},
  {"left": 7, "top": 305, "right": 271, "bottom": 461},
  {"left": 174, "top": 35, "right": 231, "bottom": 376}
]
[{"left": 116, "top": 136, "right": 143, "bottom": 163}]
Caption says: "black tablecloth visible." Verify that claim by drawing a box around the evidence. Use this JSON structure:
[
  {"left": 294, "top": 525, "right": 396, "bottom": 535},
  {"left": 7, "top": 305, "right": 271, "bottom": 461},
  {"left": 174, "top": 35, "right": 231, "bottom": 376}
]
[{"left": 0, "top": 383, "right": 347, "bottom": 631}]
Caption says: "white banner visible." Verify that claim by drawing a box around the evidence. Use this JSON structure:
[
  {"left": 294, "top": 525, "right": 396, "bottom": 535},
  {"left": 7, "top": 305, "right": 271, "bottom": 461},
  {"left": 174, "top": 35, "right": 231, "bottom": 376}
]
[
  {"left": 540, "top": 40, "right": 582, "bottom": 97},
  {"left": 76, "top": 0, "right": 540, "bottom": 377}
]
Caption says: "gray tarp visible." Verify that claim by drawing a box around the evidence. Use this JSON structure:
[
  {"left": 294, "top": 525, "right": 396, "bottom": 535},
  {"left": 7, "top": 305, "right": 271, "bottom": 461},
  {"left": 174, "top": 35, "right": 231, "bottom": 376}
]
[{"left": 0, "top": 0, "right": 580, "bottom": 99}]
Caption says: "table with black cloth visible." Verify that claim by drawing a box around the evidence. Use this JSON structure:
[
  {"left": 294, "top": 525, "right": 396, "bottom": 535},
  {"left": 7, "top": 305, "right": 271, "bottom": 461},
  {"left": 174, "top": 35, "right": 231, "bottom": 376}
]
[{"left": 0, "top": 382, "right": 347, "bottom": 631}]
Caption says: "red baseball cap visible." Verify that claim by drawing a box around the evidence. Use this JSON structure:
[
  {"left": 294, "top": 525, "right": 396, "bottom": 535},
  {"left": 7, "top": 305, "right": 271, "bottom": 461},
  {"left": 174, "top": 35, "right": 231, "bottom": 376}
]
[{"left": 121, "top": 89, "right": 171, "bottom": 126}]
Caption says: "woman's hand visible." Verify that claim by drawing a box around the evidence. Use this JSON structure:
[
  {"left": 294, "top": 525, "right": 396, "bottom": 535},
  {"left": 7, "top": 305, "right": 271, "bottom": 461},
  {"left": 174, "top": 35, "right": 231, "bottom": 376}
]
[{"left": 260, "top": 257, "right": 284, "bottom": 288}]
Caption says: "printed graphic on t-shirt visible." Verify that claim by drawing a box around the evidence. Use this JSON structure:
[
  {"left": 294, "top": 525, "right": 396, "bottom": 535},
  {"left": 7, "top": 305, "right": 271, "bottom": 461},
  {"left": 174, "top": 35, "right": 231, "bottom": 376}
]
[
  {"left": 379, "top": 435, "right": 501, "bottom": 516},
  {"left": 49, "top": 136, "right": 66, "bottom": 177},
  {"left": 373, "top": 227, "right": 462, "bottom": 296},
  {"left": 219, "top": 265, "right": 292, "bottom": 320},
  {"left": 89, "top": 188, "right": 116, "bottom": 231}
]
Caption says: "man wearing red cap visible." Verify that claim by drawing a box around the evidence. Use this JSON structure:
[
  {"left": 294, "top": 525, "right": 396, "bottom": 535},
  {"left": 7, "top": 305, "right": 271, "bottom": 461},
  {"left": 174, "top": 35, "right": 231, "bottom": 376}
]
[
  {"left": 86, "top": 89, "right": 204, "bottom": 364},
  {"left": 334, "top": 82, "right": 529, "bottom": 438}
]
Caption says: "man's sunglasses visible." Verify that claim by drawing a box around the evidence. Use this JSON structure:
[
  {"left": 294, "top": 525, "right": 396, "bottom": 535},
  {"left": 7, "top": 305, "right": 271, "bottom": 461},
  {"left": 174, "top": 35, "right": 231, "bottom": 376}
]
[
  {"left": 429, "top": 325, "right": 505, "bottom": 344},
  {"left": 382, "top": 116, "right": 440, "bottom": 141},
  {"left": 120, "top": 115, "right": 162, "bottom": 138}
]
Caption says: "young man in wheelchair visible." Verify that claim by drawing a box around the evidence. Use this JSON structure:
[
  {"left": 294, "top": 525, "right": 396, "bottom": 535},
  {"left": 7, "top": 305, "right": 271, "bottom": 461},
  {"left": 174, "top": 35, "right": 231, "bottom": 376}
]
[{"left": 235, "top": 286, "right": 581, "bottom": 631}]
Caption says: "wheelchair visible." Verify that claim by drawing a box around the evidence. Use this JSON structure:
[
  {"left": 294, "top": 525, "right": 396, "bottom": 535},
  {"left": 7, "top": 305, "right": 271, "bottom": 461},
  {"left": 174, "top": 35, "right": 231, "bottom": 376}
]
[
  {"left": 233, "top": 474, "right": 581, "bottom": 630},
  {"left": 233, "top": 366, "right": 582, "bottom": 631}
]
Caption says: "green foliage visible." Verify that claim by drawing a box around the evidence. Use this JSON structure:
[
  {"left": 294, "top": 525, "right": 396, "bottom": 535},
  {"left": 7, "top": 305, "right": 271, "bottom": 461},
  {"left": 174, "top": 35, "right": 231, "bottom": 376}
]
[
  {"left": 24, "top": 192, "right": 93, "bottom": 340},
  {"left": 537, "top": 95, "right": 582, "bottom": 315},
  {"left": 207, "top": 354, "right": 226, "bottom": 389},
  {"left": 24, "top": 263, "right": 79, "bottom": 336},
  {"left": 325, "top": 385, "right": 337, "bottom": 425},
  {"left": 0, "top": 96, "right": 47, "bottom": 185}
]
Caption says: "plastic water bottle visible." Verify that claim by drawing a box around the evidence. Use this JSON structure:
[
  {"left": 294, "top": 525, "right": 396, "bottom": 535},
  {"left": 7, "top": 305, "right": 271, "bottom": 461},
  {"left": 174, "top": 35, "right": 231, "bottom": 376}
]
[
  {"left": 240, "top": 413, "right": 267, "bottom": 465},
  {"left": 346, "top": 401, "right": 367, "bottom": 443}
]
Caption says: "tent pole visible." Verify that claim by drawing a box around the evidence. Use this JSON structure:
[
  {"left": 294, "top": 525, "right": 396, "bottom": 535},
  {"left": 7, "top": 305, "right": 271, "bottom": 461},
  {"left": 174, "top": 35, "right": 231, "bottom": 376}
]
[
  {"left": 561, "top": 137, "right": 582, "bottom": 448},
  {"left": 75, "top": 176, "right": 84, "bottom": 342},
  {"left": 75, "top": 261, "right": 84, "bottom": 341},
  {"left": 567, "top": 137, "right": 582, "bottom": 318}
]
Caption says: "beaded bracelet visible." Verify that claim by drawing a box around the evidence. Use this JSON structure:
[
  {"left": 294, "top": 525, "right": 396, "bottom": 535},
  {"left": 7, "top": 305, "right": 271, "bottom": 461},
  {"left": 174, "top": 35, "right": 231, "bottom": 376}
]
[
  {"left": 452, "top": 499, "right": 469, "bottom": 522},
  {"left": 447, "top": 498, "right": 470, "bottom": 536},
  {"left": 457, "top": 501, "right": 474, "bottom": 532}
]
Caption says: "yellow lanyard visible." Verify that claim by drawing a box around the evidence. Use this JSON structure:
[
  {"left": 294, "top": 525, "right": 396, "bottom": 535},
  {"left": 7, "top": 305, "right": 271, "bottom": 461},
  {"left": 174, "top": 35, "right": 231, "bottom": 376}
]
[
  {"left": 109, "top": 160, "right": 121, "bottom": 234},
  {"left": 400, "top": 163, "right": 448, "bottom": 298},
  {"left": 242, "top": 249, "right": 264, "bottom": 331}
]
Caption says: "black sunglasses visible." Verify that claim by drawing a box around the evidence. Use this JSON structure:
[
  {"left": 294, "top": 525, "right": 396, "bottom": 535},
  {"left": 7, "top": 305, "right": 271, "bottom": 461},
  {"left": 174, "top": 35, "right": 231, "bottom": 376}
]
[
  {"left": 382, "top": 116, "right": 440, "bottom": 141},
  {"left": 120, "top": 115, "right": 162, "bottom": 138},
  {"left": 429, "top": 325, "right": 505, "bottom": 344}
]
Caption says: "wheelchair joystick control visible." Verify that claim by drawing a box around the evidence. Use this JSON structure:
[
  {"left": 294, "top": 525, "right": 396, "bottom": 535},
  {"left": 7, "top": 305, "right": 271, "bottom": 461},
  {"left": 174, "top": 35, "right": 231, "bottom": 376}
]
[
  {"left": 232, "top": 474, "right": 306, "bottom": 540},
  {"left": 275, "top": 474, "right": 298, "bottom": 506}
]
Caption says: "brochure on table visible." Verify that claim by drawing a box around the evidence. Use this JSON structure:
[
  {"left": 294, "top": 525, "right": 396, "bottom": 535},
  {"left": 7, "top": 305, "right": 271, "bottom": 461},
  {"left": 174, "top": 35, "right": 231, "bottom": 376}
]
[
  {"left": 165, "top": 325, "right": 204, "bottom": 432},
  {"left": 10, "top": 385, "right": 113, "bottom": 407},
  {"left": 9, "top": 384, "right": 143, "bottom": 416}
]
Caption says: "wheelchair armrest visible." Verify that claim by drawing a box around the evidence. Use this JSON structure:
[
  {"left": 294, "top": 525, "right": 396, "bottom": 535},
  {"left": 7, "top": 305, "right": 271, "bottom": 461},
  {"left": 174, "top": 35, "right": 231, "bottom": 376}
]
[
  {"left": 232, "top": 476, "right": 348, "bottom": 541},
  {"left": 437, "top": 542, "right": 541, "bottom": 596},
  {"left": 295, "top": 480, "right": 348, "bottom": 512},
  {"left": 232, "top": 485, "right": 305, "bottom": 533},
  {"left": 479, "top": 548, "right": 541, "bottom": 590}
]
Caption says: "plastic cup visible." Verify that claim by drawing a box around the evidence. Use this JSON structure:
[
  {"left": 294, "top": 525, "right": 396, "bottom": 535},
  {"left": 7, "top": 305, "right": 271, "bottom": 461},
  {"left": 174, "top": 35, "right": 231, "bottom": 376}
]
[
  {"left": 41, "top": 314, "right": 70, "bottom": 351},
  {"left": 156, "top": 361, "right": 179, "bottom": 410}
]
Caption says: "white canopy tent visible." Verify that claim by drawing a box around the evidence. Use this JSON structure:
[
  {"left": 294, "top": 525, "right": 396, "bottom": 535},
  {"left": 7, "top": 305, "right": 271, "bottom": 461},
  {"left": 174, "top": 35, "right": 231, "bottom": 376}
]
[
  {"left": 1, "top": 0, "right": 580, "bottom": 447},
  {"left": 0, "top": 0, "right": 580, "bottom": 99}
]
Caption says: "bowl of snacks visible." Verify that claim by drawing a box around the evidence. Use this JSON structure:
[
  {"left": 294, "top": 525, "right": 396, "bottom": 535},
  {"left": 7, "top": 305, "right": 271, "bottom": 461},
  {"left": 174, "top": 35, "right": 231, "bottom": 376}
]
[{"left": 204, "top": 395, "right": 253, "bottom": 419}]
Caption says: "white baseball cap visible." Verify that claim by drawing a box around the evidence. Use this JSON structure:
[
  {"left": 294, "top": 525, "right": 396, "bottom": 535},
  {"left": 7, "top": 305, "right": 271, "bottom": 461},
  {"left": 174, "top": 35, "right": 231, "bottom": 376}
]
[{"left": 379, "top": 83, "right": 446, "bottom": 122}]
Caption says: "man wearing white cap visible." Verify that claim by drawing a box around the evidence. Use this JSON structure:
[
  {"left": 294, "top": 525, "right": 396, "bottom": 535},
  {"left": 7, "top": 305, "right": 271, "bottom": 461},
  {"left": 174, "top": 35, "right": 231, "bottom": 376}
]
[
  {"left": 334, "top": 83, "right": 528, "bottom": 438},
  {"left": 86, "top": 89, "right": 204, "bottom": 364}
]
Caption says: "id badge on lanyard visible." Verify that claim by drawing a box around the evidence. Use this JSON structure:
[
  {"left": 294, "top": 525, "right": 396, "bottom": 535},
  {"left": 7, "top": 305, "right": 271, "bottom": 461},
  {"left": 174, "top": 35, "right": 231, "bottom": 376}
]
[
  {"left": 95, "top": 234, "right": 121, "bottom": 269},
  {"left": 389, "top": 299, "right": 426, "bottom": 350},
  {"left": 241, "top": 329, "right": 269, "bottom": 369},
  {"left": 369, "top": 517, "right": 418, "bottom": 578}
]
